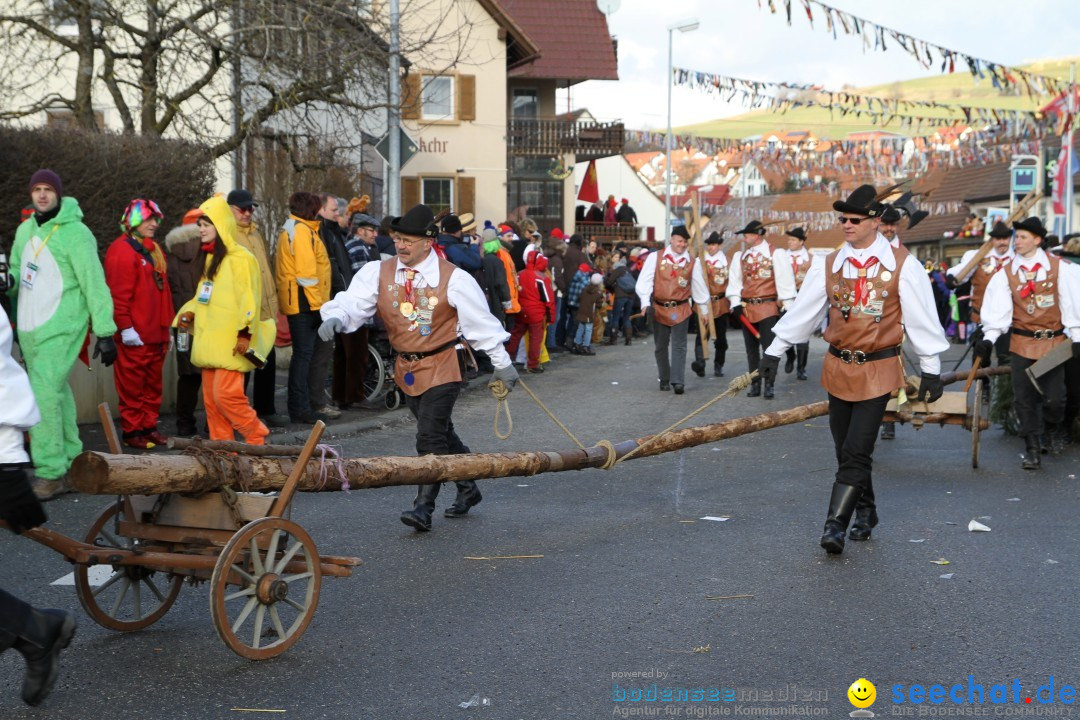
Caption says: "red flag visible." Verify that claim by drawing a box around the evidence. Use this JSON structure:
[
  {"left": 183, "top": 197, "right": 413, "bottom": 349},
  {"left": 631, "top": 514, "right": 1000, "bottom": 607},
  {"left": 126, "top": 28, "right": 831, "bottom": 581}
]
[{"left": 577, "top": 160, "right": 599, "bottom": 204}]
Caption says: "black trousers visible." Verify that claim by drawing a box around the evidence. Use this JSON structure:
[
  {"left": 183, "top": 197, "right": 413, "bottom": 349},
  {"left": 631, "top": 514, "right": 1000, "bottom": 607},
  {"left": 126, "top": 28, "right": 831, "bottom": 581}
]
[
  {"left": 828, "top": 392, "right": 891, "bottom": 493},
  {"left": 1066, "top": 354, "right": 1080, "bottom": 426},
  {"left": 404, "top": 381, "right": 471, "bottom": 503},
  {"left": 742, "top": 314, "right": 779, "bottom": 373},
  {"left": 252, "top": 347, "right": 278, "bottom": 417},
  {"left": 693, "top": 315, "right": 729, "bottom": 368},
  {"left": 332, "top": 329, "right": 369, "bottom": 407},
  {"left": 175, "top": 372, "right": 202, "bottom": 429},
  {"left": 0, "top": 587, "right": 31, "bottom": 651},
  {"left": 1011, "top": 353, "right": 1066, "bottom": 437}
]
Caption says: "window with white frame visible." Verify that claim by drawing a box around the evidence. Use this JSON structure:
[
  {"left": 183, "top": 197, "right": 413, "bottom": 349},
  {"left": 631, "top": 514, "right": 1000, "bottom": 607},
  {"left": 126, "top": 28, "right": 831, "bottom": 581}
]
[
  {"left": 421, "top": 178, "right": 453, "bottom": 214},
  {"left": 421, "top": 76, "right": 454, "bottom": 120}
]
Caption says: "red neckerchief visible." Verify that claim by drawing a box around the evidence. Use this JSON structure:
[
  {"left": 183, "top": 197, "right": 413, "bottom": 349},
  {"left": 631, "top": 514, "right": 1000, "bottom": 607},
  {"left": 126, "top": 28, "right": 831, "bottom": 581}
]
[
  {"left": 991, "top": 255, "right": 1010, "bottom": 273},
  {"left": 1019, "top": 263, "right": 1041, "bottom": 298},
  {"left": 845, "top": 256, "right": 879, "bottom": 306},
  {"left": 663, "top": 253, "right": 686, "bottom": 278},
  {"left": 403, "top": 268, "right": 417, "bottom": 304}
]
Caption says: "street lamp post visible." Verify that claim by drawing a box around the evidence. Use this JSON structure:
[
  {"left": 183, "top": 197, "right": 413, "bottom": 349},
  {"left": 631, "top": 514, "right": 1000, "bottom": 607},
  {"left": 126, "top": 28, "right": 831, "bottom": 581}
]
[{"left": 665, "top": 18, "right": 699, "bottom": 239}]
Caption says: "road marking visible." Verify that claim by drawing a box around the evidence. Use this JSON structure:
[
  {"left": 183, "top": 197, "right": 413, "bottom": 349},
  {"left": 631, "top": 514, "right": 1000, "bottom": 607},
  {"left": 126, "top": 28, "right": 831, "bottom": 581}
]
[{"left": 51, "top": 566, "right": 114, "bottom": 586}]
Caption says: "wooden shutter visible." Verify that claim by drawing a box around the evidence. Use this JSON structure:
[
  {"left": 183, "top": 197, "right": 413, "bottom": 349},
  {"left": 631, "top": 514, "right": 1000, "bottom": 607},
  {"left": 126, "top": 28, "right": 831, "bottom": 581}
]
[
  {"left": 456, "top": 176, "right": 475, "bottom": 216},
  {"left": 457, "top": 75, "right": 476, "bottom": 121},
  {"left": 402, "top": 177, "right": 419, "bottom": 210},
  {"left": 401, "top": 74, "right": 421, "bottom": 120}
]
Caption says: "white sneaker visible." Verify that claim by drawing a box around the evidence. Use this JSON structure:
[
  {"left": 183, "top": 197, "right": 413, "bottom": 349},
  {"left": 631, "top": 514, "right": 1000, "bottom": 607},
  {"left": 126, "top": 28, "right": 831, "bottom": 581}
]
[{"left": 314, "top": 405, "right": 342, "bottom": 419}]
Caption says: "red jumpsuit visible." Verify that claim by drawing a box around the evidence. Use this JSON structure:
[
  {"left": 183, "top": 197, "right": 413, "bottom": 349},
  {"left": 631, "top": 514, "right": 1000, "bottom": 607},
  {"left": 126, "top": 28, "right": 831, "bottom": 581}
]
[{"left": 507, "top": 254, "right": 555, "bottom": 369}]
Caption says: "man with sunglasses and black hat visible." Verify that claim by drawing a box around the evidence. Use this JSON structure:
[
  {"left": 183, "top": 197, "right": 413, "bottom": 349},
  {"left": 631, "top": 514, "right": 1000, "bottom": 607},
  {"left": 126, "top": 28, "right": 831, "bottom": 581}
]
[
  {"left": 975, "top": 217, "right": 1080, "bottom": 468},
  {"left": 780, "top": 227, "right": 812, "bottom": 380},
  {"left": 635, "top": 224, "right": 711, "bottom": 394},
  {"left": 318, "top": 204, "right": 518, "bottom": 532},
  {"left": 757, "top": 185, "right": 949, "bottom": 555},
  {"left": 726, "top": 219, "right": 796, "bottom": 398}
]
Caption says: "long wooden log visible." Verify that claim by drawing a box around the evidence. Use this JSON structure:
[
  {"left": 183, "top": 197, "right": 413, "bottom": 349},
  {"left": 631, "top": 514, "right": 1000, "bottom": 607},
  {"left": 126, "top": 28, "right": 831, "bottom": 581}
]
[
  {"left": 71, "top": 402, "right": 831, "bottom": 495},
  {"left": 167, "top": 437, "right": 307, "bottom": 456}
]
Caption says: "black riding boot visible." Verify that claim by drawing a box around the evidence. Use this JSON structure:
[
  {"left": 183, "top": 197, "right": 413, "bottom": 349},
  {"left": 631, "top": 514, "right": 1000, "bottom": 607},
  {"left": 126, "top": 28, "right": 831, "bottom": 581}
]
[
  {"left": 763, "top": 379, "right": 775, "bottom": 399},
  {"left": 14, "top": 608, "right": 76, "bottom": 706},
  {"left": 879, "top": 422, "right": 895, "bottom": 440},
  {"left": 784, "top": 347, "right": 795, "bottom": 374},
  {"left": 747, "top": 379, "right": 761, "bottom": 397},
  {"left": 820, "top": 483, "right": 861, "bottom": 554},
  {"left": 1048, "top": 423, "right": 1066, "bottom": 456},
  {"left": 714, "top": 362, "right": 724, "bottom": 377},
  {"left": 796, "top": 344, "right": 809, "bottom": 380},
  {"left": 444, "top": 480, "right": 483, "bottom": 518},
  {"left": 400, "top": 483, "right": 441, "bottom": 531},
  {"left": 848, "top": 484, "right": 878, "bottom": 541},
  {"left": 1021, "top": 436, "right": 1042, "bottom": 470}
]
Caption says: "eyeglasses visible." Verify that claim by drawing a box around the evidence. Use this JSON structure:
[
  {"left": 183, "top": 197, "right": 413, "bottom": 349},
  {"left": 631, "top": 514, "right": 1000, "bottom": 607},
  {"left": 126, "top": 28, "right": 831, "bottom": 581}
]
[
  {"left": 392, "top": 234, "right": 428, "bottom": 247},
  {"left": 837, "top": 216, "right": 867, "bottom": 225}
]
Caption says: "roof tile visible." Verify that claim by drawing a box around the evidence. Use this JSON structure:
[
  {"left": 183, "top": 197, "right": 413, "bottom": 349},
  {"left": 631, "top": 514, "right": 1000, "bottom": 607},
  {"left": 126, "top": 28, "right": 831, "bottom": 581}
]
[{"left": 499, "top": 0, "right": 619, "bottom": 83}]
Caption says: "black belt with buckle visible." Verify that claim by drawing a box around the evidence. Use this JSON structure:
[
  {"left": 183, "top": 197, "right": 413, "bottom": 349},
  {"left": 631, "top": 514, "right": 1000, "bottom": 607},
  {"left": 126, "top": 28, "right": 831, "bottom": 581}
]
[
  {"left": 710, "top": 294, "right": 725, "bottom": 302},
  {"left": 744, "top": 296, "right": 777, "bottom": 305},
  {"left": 828, "top": 345, "right": 901, "bottom": 365},
  {"left": 395, "top": 338, "right": 460, "bottom": 362},
  {"left": 654, "top": 298, "right": 689, "bottom": 308},
  {"left": 1012, "top": 327, "right": 1064, "bottom": 340}
]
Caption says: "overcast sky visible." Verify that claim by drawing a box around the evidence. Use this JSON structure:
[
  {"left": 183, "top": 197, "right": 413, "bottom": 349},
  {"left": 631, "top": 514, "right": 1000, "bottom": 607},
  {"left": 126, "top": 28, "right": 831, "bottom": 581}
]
[{"left": 561, "top": 0, "right": 1080, "bottom": 130}]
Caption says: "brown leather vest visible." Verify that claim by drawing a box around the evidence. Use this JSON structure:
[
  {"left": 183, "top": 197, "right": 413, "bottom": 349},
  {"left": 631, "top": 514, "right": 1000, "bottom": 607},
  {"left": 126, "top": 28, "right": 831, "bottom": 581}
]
[
  {"left": 740, "top": 247, "right": 780, "bottom": 323},
  {"left": 821, "top": 246, "right": 907, "bottom": 402},
  {"left": 651, "top": 253, "right": 695, "bottom": 327},
  {"left": 704, "top": 257, "right": 730, "bottom": 318},
  {"left": 969, "top": 254, "right": 1009, "bottom": 324},
  {"left": 377, "top": 258, "right": 462, "bottom": 396},
  {"left": 1006, "top": 255, "right": 1069, "bottom": 360},
  {"left": 790, "top": 252, "right": 811, "bottom": 291}
]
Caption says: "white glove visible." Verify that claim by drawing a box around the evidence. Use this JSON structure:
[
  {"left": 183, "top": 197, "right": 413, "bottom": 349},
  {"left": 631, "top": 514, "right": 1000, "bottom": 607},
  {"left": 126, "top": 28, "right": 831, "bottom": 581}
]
[
  {"left": 120, "top": 327, "right": 144, "bottom": 346},
  {"left": 318, "top": 317, "right": 343, "bottom": 341},
  {"left": 501, "top": 301, "right": 513, "bottom": 311}
]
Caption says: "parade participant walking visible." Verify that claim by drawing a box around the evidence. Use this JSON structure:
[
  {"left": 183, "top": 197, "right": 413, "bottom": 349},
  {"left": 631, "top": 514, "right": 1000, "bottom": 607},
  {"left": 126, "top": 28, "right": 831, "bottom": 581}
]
[
  {"left": 104, "top": 198, "right": 173, "bottom": 449},
  {"left": 0, "top": 304, "right": 76, "bottom": 707},
  {"left": 318, "top": 204, "right": 518, "bottom": 532},
  {"left": 176, "top": 196, "right": 270, "bottom": 445},
  {"left": 7, "top": 169, "right": 117, "bottom": 499},
  {"left": 635, "top": 225, "right": 710, "bottom": 395},
  {"left": 879, "top": 205, "right": 905, "bottom": 248},
  {"left": 759, "top": 185, "right": 949, "bottom": 554},
  {"left": 975, "top": 217, "right": 1080, "bottom": 468},
  {"left": 782, "top": 227, "right": 812, "bottom": 380},
  {"left": 691, "top": 231, "right": 730, "bottom": 378},
  {"left": 947, "top": 221, "right": 1015, "bottom": 362},
  {"left": 726, "top": 220, "right": 796, "bottom": 399},
  {"left": 507, "top": 252, "right": 555, "bottom": 372},
  {"left": 165, "top": 209, "right": 204, "bottom": 436}
]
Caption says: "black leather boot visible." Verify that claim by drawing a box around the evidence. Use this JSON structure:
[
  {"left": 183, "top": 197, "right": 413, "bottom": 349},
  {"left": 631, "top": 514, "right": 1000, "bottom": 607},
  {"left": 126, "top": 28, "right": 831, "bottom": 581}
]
[
  {"left": 444, "top": 481, "right": 483, "bottom": 518},
  {"left": 784, "top": 348, "right": 795, "bottom": 374},
  {"left": 400, "top": 483, "right": 441, "bottom": 531},
  {"left": 14, "top": 608, "right": 76, "bottom": 706},
  {"left": 714, "top": 363, "right": 724, "bottom": 377},
  {"left": 763, "top": 380, "right": 775, "bottom": 399},
  {"left": 691, "top": 360, "right": 706, "bottom": 377},
  {"left": 796, "top": 345, "right": 808, "bottom": 380},
  {"left": 747, "top": 380, "right": 761, "bottom": 397},
  {"left": 820, "top": 483, "right": 861, "bottom": 554},
  {"left": 1048, "top": 423, "right": 1066, "bottom": 457},
  {"left": 1021, "top": 436, "right": 1042, "bottom": 470},
  {"left": 848, "top": 485, "right": 878, "bottom": 541},
  {"left": 879, "top": 422, "right": 895, "bottom": 440}
]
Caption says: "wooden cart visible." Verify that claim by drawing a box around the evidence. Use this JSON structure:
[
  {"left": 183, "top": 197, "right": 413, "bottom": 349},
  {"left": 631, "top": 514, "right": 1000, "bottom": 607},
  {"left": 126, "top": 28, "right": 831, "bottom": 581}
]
[
  {"left": 14, "top": 413, "right": 361, "bottom": 660},
  {"left": 882, "top": 376, "right": 990, "bottom": 468}
]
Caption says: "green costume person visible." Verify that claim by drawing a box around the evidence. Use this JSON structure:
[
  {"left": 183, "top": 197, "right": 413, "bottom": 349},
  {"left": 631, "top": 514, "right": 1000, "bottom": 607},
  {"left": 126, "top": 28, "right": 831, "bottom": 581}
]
[{"left": 8, "top": 170, "right": 117, "bottom": 499}]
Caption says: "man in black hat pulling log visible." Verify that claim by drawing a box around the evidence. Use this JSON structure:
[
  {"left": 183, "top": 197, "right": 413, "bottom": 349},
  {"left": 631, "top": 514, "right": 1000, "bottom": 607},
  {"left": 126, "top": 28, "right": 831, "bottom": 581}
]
[
  {"left": 756, "top": 185, "right": 949, "bottom": 554},
  {"left": 725, "top": 220, "right": 796, "bottom": 398},
  {"left": 946, "top": 221, "right": 1016, "bottom": 365},
  {"left": 319, "top": 204, "right": 519, "bottom": 531},
  {"left": 635, "top": 224, "right": 711, "bottom": 394},
  {"left": 690, "top": 231, "right": 730, "bottom": 378},
  {"left": 975, "top": 217, "right": 1080, "bottom": 468},
  {"left": 781, "top": 227, "right": 812, "bottom": 380}
]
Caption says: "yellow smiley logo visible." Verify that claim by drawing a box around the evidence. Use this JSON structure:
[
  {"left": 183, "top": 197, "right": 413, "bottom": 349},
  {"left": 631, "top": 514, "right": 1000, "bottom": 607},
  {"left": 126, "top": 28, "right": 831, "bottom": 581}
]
[{"left": 848, "top": 678, "right": 876, "bottom": 709}]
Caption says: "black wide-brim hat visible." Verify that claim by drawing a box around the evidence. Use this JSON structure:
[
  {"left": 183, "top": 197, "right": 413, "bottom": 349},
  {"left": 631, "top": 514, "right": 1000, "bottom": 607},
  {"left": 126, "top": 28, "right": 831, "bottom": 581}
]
[
  {"left": 670, "top": 224, "right": 690, "bottom": 240},
  {"left": 784, "top": 227, "right": 807, "bottom": 241},
  {"left": 390, "top": 203, "right": 438, "bottom": 238},
  {"left": 705, "top": 230, "right": 723, "bottom": 245},
  {"left": 879, "top": 205, "right": 902, "bottom": 224},
  {"left": 734, "top": 220, "right": 766, "bottom": 235},
  {"left": 1012, "top": 216, "right": 1047, "bottom": 239},
  {"left": 833, "top": 184, "right": 884, "bottom": 217},
  {"left": 988, "top": 221, "right": 1013, "bottom": 238}
]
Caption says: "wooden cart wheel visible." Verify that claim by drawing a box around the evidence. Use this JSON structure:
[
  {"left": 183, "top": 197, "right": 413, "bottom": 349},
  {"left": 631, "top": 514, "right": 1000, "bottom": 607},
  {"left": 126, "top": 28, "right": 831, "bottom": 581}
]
[
  {"left": 210, "top": 517, "right": 322, "bottom": 660},
  {"left": 971, "top": 378, "right": 984, "bottom": 469},
  {"left": 75, "top": 502, "right": 183, "bottom": 631}
]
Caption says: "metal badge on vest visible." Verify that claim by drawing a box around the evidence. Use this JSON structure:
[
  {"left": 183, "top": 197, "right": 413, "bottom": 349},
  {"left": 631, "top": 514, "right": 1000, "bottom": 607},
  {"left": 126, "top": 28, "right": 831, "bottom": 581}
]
[
  {"left": 1006, "top": 255, "right": 1068, "bottom": 360},
  {"left": 740, "top": 249, "right": 780, "bottom": 323}
]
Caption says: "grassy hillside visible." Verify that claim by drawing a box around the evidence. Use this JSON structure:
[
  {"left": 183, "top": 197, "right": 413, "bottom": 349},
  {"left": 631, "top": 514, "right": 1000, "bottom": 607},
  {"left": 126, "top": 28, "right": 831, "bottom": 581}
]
[{"left": 677, "top": 56, "right": 1078, "bottom": 140}]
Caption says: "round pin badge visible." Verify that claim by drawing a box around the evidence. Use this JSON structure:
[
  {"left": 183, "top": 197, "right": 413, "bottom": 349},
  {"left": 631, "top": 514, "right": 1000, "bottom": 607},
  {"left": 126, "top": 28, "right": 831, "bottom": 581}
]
[
  {"left": 403, "top": 372, "right": 415, "bottom": 386},
  {"left": 428, "top": 296, "right": 439, "bottom": 307},
  {"left": 419, "top": 325, "right": 432, "bottom": 336},
  {"left": 880, "top": 271, "right": 893, "bottom": 282},
  {"left": 399, "top": 301, "right": 414, "bottom": 316}
]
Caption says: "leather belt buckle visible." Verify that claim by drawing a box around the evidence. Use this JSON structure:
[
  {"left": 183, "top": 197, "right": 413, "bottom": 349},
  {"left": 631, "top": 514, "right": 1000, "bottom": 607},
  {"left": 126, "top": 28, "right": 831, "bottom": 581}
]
[
  {"left": 1034, "top": 329, "right": 1054, "bottom": 340},
  {"left": 839, "top": 349, "right": 866, "bottom": 365}
]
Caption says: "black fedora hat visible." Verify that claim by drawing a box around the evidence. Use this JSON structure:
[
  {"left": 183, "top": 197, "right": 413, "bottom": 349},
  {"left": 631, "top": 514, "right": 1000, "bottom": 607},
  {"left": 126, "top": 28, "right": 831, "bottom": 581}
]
[
  {"left": 1012, "top": 216, "right": 1047, "bottom": 239},
  {"left": 988, "top": 221, "right": 1013, "bottom": 238},
  {"left": 880, "top": 204, "right": 902, "bottom": 224},
  {"left": 670, "top": 224, "right": 690, "bottom": 240},
  {"left": 784, "top": 227, "right": 807, "bottom": 241},
  {"left": 705, "top": 230, "right": 723, "bottom": 245},
  {"left": 390, "top": 204, "right": 438, "bottom": 238},
  {"left": 908, "top": 209, "right": 929, "bottom": 229},
  {"left": 734, "top": 220, "right": 766, "bottom": 236},
  {"left": 440, "top": 213, "right": 463, "bottom": 234},
  {"left": 833, "top": 184, "right": 884, "bottom": 217}
]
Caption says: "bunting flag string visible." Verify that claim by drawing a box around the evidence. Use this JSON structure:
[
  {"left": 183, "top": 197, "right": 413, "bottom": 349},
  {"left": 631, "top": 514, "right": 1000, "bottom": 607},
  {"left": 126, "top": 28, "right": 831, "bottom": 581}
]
[
  {"left": 672, "top": 67, "right": 1053, "bottom": 135},
  {"left": 709, "top": 201, "right": 968, "bottom": 234},
  {"left": 756, "top": 0, "right": 1062, "bottom": 97}
]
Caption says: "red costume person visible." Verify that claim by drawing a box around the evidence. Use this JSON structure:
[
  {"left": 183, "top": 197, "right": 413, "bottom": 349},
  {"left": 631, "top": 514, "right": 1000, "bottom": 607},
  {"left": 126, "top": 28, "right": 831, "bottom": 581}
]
[
  {"left": 506, "top": 253, "right": 556, "bottom": 371},
  {"left": 104, "top": 199, "right": 174, "bottom": 448}
]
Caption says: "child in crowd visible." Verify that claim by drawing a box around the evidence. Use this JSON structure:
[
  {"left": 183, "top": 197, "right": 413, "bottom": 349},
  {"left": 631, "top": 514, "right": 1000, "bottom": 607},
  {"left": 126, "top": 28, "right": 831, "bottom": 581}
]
[{"left": 573, "top": 273, "right": 604, "bottom": 355}]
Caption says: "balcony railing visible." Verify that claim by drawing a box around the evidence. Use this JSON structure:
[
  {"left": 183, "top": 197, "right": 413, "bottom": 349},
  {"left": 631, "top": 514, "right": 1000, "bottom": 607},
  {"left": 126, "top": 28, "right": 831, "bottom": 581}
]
[
  {"left": 575, "top": 222, "right": 647, "bottom": 245},
  {"left": 508, "top": 118, "right": 625, "bottom": 159}
]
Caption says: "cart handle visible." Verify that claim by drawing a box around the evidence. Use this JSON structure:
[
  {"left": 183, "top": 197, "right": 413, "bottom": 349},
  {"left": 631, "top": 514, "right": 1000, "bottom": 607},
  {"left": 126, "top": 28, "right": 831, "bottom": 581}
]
[{"left": 269, "top": 421, "right": 326, "bottom": 517}]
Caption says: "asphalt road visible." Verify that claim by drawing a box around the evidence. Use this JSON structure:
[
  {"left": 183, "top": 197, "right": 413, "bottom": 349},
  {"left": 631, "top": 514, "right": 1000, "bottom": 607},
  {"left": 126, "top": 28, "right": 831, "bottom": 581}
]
[{"left": 3, "top": 331, "right": 1079, "bottom": 719}]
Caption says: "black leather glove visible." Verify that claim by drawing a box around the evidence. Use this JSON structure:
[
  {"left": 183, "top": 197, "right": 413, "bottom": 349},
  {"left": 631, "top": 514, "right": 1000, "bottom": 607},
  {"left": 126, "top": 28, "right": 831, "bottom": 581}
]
[
  {"left": 93, "top": 336, "right": 117, "bottom": 367},
  {"left": 730, "top": 304, "right": 744, "bottom": 323},
  {"left": 944, "top": 274, "right": 960, "bottom": 290},
  {"left": 917, "top": 372, "right": 944, "bottom": 404},
  {"left": 0, "top": 466, "right": 47, "bottom": 534},
  {"left": 758, "top": 354, "right": 780, "bottom": 383},
  {"left": 973, "top": 339, "right": 994, "bottom": 368}
]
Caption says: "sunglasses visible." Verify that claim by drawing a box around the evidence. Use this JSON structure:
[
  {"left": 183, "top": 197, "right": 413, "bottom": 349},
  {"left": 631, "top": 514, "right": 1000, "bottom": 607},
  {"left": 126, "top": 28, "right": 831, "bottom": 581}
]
[{"left": 837, "top": 215, "right": 868, "bottom": 225}]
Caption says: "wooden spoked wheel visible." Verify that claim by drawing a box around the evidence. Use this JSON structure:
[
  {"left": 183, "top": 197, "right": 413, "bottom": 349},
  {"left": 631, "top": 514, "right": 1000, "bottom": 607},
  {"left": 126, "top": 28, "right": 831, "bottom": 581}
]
[
  {"left": 210, "top": 517, "right": 322, "bottom": 660},
  {"left": 971, "top": 378, "right": 984, "bottom": 469},
  {"left": 75, "top": 502, "right": 183, "bottom": 631}
]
